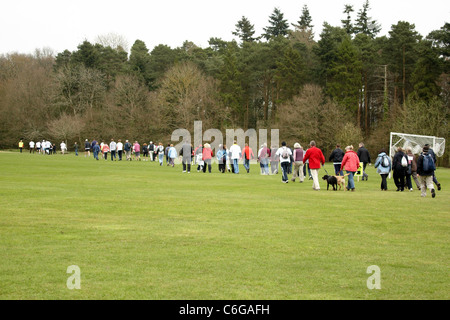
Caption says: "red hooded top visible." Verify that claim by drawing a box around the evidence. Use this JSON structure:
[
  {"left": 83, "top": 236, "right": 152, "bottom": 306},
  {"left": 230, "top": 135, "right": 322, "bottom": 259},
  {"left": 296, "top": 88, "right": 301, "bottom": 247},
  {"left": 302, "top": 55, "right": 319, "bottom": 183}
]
[{"left": 341, "top": 150, "right": 360, "bottom": 172}]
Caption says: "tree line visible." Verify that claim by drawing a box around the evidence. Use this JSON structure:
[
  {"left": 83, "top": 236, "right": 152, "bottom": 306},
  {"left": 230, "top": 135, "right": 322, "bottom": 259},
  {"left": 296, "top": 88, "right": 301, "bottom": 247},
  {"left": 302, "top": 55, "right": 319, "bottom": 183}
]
[{"left": 0, "top": 1, "right": 448, "bottom": 164}]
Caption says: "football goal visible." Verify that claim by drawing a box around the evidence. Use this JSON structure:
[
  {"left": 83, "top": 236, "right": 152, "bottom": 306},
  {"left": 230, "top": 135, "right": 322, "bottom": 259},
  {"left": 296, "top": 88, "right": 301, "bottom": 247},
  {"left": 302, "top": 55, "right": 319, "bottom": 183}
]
[{"left": 389, "top": 132, "right": 446, "bottom": 158}]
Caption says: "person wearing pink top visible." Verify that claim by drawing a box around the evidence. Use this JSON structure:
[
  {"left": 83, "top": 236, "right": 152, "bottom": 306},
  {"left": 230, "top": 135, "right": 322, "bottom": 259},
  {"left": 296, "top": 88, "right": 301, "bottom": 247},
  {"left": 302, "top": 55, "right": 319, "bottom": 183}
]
[
  {"left": 133, "top": 141, "right": 141, "bottom": 161},
  {"left": 340, "top": 145, "right": 360, "bottom": 191}
]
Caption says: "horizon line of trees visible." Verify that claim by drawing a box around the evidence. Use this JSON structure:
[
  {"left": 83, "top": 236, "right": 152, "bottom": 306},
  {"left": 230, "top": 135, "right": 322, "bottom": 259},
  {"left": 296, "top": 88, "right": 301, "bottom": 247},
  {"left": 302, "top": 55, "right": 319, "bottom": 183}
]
[{"left": 0, "top": 1, "right": 448, "bottom": 164}]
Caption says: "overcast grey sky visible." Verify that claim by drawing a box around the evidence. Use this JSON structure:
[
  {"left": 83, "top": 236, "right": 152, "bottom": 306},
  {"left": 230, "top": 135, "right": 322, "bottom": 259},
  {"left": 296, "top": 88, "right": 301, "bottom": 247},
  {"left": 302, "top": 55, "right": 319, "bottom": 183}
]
[{"left": 2, "top": 0, "right": 449, "bottom": 55}]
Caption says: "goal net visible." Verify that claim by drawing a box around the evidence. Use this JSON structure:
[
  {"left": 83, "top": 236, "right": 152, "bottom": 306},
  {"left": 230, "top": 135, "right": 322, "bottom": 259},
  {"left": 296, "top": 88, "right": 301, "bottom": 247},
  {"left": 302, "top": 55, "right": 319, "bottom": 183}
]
[{"left": 389, "top": 132, "right": 446, "bottom": 158}]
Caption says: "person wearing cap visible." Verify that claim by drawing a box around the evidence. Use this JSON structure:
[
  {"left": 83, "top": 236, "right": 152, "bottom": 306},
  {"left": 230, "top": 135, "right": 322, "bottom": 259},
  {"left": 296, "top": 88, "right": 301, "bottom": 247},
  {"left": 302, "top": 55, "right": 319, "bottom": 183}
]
[
  {"left": 292, "top": 143, "right": 304, "bottom": 182},
  {"left": 417, "top": 145, "right": 436, "bottom": 198}
]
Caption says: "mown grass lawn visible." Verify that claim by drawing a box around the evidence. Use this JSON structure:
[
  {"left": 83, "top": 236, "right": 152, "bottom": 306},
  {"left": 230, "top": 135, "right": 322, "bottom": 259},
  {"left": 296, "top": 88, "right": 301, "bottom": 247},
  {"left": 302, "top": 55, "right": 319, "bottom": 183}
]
[{"left": 0, "top": 151, "right": 448, "bottom": 300}]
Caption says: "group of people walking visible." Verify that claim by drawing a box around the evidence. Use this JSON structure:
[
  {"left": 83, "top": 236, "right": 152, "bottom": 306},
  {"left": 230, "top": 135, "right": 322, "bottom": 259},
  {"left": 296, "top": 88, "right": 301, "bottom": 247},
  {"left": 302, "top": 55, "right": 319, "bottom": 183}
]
[{"left": 19, "top": 138, "right": 441, "bottom": 197}]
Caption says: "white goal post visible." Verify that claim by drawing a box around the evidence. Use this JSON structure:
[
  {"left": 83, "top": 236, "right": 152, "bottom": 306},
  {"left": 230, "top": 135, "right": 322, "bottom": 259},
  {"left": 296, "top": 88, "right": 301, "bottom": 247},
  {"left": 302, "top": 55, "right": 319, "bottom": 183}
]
[{"left": 389, "top": 132, "right": 446, "bottom": 158}]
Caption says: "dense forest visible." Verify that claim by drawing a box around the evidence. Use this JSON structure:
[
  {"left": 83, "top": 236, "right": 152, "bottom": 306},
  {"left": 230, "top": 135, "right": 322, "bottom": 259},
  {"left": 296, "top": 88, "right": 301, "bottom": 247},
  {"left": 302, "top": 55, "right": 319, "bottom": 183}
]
[{"left": 0, "top": 1, "right": 448, "bottom": 164}]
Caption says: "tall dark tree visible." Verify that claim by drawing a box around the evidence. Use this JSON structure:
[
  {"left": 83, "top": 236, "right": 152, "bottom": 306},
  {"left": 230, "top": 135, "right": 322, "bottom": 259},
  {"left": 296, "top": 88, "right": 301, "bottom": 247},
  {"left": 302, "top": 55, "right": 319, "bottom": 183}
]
[
  {"left": 384, "top": 21, "right": 421, "bottom": 104},
  {"left": 233, "top": 16, "right": 257, "bottom": 44},
  {"left": 341, "top": 4, "right": 354, "bottom": 35},
  {"left": 294, "top": 4, "right": 313, "bottom": 31},
  {"left": 313, "top": 23, "right": 348, "bottom": 85},
  {"left": 128, "top": 40, "right": 152, "bottom": 87},
  {"left": 411, "top": 39, "right": 442, "bottom": 101},
  {"left": 354, "top": 0, "right": 381, "bottom": 38},
  {"left": 71, "top": 40, "right": 100, "bottom": 69},
  {"left": 262, "top": 7, "right": 290, "bottom": 40},
  {"left": 326, "top": 36, "right": 362, "bottom": 120}
]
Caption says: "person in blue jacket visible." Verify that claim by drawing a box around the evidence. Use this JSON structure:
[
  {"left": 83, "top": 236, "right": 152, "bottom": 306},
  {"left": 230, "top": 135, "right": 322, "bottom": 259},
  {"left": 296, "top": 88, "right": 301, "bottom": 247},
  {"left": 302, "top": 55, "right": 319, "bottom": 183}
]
[
  {"left": 374, "top": 148, "right": 392, "bottom": 191},
  {"left": 93, "top": 142, "right": 101, "bottom": 160}
]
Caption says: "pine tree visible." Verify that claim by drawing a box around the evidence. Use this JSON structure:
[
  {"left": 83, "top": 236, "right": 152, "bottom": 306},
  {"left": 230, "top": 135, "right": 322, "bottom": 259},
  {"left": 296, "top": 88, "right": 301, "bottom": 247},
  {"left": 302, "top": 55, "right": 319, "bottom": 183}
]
[
  {"left": 262, "top": 8, "right": 290, "bottom": 40},
  {"left": 354, "top": 0, "right": 381, "bottom": 38},
  {"left": 233, "top": 16, "right": 257, "bottom": 44},
  {"left": 341, "top": 4, "right": 354, "bottom": 35},
  {"left": 294, "top": 4, "right": 313, "bottom": 31}
]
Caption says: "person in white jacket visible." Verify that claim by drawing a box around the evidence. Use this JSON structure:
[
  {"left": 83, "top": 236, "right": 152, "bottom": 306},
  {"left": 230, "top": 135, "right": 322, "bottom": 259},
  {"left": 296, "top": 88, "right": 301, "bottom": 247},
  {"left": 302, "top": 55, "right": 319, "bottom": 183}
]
[
  {"left": 60, "top": 141, "right": 67, "bottom": 155},
  {"left": 229, "top": 141, "right": 242, "bottom": 174}
]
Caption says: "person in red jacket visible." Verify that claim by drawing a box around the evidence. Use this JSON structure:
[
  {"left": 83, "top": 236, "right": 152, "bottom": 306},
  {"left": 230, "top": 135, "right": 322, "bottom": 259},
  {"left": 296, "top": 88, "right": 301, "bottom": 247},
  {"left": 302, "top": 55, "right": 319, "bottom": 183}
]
[
  {"left": 240, "top": 143, "right": 255, "bottom": 173},
  {"left": 340, "top": 145, "right": 360, "bottom": 191},
  {"left": 303, "top": 140, "right": 325, "bottom": 190}
]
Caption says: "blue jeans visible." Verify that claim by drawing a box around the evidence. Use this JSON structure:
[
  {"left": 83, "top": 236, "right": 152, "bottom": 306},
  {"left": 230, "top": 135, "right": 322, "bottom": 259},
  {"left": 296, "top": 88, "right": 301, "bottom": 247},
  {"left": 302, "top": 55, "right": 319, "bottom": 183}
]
[
  {"left": 244, "top": 159, "right": 250, "bottom": 171},
  {"left": 347, "top": 171, "right": 356, "bottom": 190},
  {"left": 233, "top": 159, "right": 239, "bottom": 173},
  {"left": 281, "top": 162, "right": 290, "bottom": 181},
  {"left": 334, "top": 163, "right": 343, "bottom": 176},
  {"left": 159, "top": 153, "right": 164, "bottom": 165}
]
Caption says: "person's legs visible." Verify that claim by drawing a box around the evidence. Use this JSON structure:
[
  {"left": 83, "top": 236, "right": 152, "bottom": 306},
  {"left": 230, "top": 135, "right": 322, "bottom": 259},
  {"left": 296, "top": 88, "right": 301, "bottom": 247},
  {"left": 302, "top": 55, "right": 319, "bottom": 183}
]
[
  {"left": 299, "top": 164, "right": 304, "bottom": 182},
  {"left": 426, "top": 176, "right": 435, "bottom": 198},
  {"left": 399, "top": 172, "right": 405, "bottom": 191},
  {"left": 243, "top": 159, "right": 249, "bottom": 172},
  {"left": 381, "top": 174, "right": 388, "bottom": 190},
  {"left": 347, "top": 171, "right": 355, "bottom": 190},
  {"left": 412, "top": 172, "right": 420, "bottom": 189},
  {"left": 333, "top": 163, "right": 340, "bottom": 176},
  {"left": 292, "top": 162, "right": 299, "bottom": 181},
  {"left": 406, "top": 174, "right": 412, "bottom": 190},
  {"left": 233, "top": 159, "right": 239, "bottom": 174},
  {"left": 311, "top": 169, "right": 320, "bottom": 190},
  {"left": 432, "top": 173, "right": 441, "bottom": 190},
  {"left": 420, "top": 176, "right": 427, "bottom": 197},
  {"left": 362, "top": 162, "right": 368, "bottom": 180},
  {"left": 281, "top": 162, "right": 289, "bottom": 182}
]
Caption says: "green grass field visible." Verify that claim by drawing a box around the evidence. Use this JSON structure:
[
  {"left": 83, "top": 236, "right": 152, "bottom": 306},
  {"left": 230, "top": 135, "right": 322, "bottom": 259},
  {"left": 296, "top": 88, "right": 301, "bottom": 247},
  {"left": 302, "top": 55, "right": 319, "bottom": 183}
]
[{"left": 0, "top": 151, "right": 448, "bottom": 300}]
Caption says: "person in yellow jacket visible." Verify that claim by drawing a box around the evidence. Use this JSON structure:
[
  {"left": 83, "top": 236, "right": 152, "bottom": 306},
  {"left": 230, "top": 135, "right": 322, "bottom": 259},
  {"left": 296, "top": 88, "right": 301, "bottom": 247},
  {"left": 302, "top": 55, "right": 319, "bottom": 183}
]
[{"left": 18, "top": 140, "right": 24, "bottom": 153}]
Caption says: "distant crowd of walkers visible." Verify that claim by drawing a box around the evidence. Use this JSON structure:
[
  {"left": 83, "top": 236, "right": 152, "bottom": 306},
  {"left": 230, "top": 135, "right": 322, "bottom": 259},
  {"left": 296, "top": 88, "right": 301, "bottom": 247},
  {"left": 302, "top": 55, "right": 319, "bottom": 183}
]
[{"left": 19, "top": 138, "right": 441, "bottom": 198}]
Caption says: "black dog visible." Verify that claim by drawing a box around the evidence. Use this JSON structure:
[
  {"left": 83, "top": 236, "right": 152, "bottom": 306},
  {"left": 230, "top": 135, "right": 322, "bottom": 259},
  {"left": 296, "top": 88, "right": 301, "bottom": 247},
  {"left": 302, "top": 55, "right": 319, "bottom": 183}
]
[{"left": 322, "top": 175, "right": 338, "bottom": 191}]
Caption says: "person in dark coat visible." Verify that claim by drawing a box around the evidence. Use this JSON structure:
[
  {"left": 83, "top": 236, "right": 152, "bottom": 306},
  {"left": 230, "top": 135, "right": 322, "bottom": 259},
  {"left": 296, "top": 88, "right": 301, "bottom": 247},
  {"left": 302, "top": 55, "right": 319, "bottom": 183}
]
[
  {"left": 329, "top": 144, "right": 345, "bottom": 176},
  {"left": 392, "top": 147, "right": 407, "bottom": 192},
  {"left": 424, "top": 144, "right": 441, "bottom": 191},
  {"left": 357, "top": 142, "right": 371, "bottom": 181},
  {"left": 417, "top": 145, "right": 436, "bottom": 198}
]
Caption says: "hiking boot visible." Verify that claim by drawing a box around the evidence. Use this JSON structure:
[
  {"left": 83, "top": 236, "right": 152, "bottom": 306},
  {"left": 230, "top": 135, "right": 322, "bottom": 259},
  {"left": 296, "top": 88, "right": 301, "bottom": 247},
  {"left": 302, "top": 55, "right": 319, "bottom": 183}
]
[
  {"left": 432, "top": 189, "right": 436, "bottom": 198},
  {"left": 437, "top": 183, "right": 441, "bottom": 191}
]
